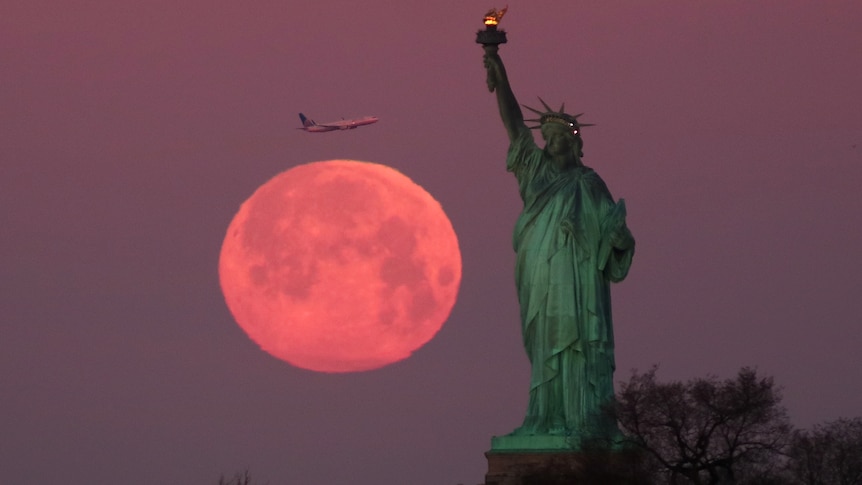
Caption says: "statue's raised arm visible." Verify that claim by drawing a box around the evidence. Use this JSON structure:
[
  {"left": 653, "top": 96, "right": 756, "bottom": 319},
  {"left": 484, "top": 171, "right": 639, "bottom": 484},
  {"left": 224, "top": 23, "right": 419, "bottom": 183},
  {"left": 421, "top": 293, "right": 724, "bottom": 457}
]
[{"left": 483, "top": 50, "right": 529, "bottom": 143}]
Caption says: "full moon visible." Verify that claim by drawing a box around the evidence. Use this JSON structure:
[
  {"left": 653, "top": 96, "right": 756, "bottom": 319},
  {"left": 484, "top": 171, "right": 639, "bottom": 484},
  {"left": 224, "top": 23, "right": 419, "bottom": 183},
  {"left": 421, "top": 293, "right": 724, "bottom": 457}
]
[{"left": 219, "top": 160, "right": 462, "bottom": 373}]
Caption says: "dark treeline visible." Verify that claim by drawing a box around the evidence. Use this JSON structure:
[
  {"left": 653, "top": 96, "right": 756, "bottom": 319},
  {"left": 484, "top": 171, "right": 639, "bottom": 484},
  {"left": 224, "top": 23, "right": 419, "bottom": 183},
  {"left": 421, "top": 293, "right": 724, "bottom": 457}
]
[{"left": 609, "top": 367, "right": 862, "bottom": 484}]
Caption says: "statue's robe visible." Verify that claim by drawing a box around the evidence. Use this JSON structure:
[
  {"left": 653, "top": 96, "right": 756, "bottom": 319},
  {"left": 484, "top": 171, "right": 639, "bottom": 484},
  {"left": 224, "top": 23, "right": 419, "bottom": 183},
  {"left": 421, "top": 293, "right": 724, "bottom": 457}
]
[{"left": 507, "top": 130, "right": 635, "bottom": 437}]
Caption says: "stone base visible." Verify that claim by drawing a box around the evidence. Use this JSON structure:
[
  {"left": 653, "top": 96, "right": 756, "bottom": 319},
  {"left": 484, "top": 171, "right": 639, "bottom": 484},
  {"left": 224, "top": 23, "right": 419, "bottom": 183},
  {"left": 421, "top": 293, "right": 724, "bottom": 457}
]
[{"left": 485, "top": 449, "right": 644, "bottom": 485}]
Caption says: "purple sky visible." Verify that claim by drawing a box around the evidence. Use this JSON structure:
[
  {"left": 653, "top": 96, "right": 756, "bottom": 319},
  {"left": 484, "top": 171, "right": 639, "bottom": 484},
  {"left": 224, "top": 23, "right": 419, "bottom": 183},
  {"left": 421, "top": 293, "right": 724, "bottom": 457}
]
[{"left": 3, "top": 2, "right": 861, "bottom": 484}]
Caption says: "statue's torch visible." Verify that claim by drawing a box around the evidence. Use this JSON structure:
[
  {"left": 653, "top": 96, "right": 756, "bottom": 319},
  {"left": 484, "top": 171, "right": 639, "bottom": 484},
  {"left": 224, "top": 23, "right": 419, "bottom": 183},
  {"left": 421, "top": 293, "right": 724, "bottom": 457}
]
[{"left": 476, "top": 6, "right": 508, "bottom": 54}]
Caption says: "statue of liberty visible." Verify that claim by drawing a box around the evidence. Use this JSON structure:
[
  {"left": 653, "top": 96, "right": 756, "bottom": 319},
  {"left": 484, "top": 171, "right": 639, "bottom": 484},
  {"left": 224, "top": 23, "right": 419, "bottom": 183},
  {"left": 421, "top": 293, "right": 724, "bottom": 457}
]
[{"left": 483, "top": 48, "right": 635, "bottom": 445}]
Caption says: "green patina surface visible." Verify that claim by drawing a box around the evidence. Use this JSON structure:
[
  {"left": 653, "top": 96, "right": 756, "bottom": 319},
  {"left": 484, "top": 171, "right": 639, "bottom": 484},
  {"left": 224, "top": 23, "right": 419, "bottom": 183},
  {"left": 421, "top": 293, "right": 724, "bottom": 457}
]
[{"left": 483, "top": 44, "right": 635, "bottom": 450}]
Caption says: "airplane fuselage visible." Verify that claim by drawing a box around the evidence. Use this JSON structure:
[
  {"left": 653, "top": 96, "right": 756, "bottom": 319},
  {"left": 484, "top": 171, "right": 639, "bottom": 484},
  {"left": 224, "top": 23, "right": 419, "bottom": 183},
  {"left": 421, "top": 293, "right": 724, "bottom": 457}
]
[{"left": 298, "top": 113, "right": 378, "bottom": 132}]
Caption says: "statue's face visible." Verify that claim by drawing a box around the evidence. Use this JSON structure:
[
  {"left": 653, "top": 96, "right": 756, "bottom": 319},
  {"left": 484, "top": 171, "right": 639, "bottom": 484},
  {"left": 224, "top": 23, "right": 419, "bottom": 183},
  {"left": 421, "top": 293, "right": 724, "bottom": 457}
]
[{"left": 541, "top": 124, "right": 580, "bottom": 162}]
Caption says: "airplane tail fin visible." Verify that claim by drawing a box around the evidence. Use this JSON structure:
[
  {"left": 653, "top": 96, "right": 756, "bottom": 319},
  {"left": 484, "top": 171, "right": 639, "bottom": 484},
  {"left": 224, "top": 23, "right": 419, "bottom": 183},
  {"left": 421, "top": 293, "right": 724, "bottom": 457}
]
[{"left": 299, "top": 113, "right": 316, "bottom": 127}]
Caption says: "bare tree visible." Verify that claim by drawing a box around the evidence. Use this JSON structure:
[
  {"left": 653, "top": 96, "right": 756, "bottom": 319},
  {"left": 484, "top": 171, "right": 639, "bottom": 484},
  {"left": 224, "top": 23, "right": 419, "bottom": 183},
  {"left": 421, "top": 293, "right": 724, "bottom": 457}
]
[
  {"left": 788, "top": 417, "right": 862, "bottom": 485},
  {"left": 611, "top": 367, "right": 792, "bottom": 484},
  {"left": 218, "top": 469, "right": 264, "bottom": 485}
]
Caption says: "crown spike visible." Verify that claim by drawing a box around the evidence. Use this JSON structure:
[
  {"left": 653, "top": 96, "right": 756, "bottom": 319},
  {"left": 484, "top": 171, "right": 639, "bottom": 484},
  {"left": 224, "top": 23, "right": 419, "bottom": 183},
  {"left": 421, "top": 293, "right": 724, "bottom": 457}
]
[
  {"left": 521, "top": 97, "right": 592, "bottom": 132},
  {"left": 522, "top": 104, "right": 544, "bottom": 116}
]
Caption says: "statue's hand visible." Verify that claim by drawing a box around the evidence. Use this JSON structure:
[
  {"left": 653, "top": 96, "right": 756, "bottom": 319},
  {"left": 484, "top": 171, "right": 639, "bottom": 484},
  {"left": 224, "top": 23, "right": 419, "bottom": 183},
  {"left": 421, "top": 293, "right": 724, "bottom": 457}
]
[{"left": 483, "top": 51, "right": 503, "bottom": 92}]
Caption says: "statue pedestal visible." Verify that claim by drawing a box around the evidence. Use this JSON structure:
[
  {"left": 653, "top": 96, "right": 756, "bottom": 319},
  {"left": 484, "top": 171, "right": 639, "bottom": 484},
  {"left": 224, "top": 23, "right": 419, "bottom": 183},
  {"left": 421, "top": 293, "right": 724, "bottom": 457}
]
[{"left": 484, "top": 440, "right": 643, "bottom": 485}]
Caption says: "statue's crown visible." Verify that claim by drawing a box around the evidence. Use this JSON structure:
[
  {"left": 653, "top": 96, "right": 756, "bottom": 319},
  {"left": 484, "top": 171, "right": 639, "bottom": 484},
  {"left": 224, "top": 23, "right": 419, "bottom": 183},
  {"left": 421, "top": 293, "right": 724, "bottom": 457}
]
[{"left": 523, "top": 97, "right": 593, "bottom": 134}]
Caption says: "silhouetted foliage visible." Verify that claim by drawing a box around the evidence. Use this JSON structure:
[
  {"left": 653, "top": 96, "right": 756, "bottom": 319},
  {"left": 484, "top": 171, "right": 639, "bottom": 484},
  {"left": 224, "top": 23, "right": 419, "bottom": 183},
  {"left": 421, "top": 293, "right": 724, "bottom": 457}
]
[
  {"left": 787, "top": 417, "right": 862, "bottom": 485},
  {"left": 218, "top": 469, "right": 264, "bottom": 485},
  {"left": 611, "top": 367, "right": 792, "bottom": 484}
]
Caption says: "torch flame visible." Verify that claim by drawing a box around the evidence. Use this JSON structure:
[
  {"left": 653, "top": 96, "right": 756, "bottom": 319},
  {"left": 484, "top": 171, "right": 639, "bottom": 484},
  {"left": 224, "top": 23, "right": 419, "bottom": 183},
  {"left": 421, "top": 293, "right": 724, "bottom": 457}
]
[{"left": 483, "top": 6, "right": 508, "bottom": 26}]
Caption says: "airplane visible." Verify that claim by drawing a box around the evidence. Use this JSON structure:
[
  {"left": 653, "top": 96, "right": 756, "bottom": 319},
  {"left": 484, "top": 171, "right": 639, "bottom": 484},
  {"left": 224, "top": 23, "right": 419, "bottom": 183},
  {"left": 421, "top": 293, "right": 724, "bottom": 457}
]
[{"left": 297, "top": 113, "right": 379, "bottom": 132}]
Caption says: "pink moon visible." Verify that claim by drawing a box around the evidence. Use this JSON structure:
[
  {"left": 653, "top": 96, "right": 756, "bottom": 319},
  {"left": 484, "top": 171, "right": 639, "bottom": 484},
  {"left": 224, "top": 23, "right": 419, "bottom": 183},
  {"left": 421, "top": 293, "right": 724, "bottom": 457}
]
[{"left": 219, "top": 160, "right": 462, "bottom": 372}]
